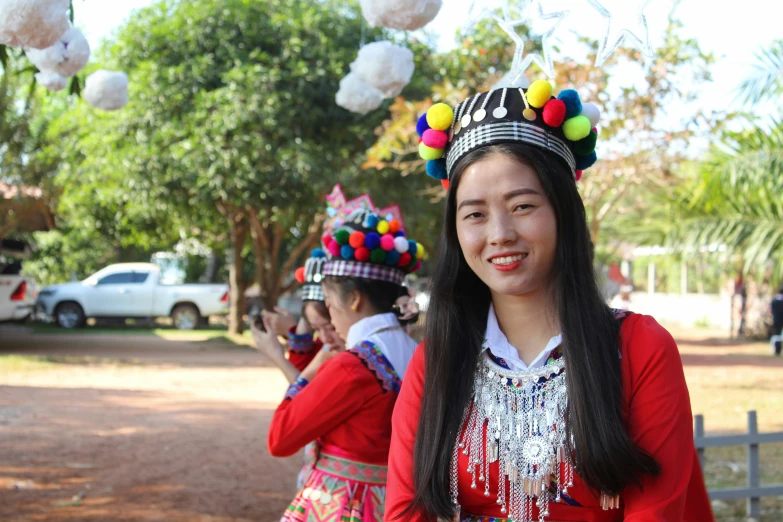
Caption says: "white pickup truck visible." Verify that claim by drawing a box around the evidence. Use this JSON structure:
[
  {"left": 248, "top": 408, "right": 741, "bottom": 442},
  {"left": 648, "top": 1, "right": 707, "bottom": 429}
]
[
  {"left": 0, "top": 241, "right": 37, "bottom": 323},
  {"left": 36, "top": 263, "right": 229, "bottom": 330}
]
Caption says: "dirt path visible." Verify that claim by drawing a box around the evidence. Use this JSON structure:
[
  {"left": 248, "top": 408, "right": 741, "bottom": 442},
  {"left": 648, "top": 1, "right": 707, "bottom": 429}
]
[{"left": 0, "top": 330, "right": 301, "bottom": 522}]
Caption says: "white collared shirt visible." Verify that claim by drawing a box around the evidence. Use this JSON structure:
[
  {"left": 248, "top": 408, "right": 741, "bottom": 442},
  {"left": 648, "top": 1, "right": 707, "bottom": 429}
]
[
  {"left": 346, "top": 312, "right": 418, "bottom": 380},
  {"left": 482, "top": 304, "right": 562, "bottom": 371}
]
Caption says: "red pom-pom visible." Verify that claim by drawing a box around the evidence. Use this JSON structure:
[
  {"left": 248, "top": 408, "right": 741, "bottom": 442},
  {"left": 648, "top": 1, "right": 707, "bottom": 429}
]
[
  {"left": 327, "top": 240, "right": 341, "bottom": 257},
  {"left": 388, "top": 219, "right": 401, "bottom": 234},
  {"left": 295, "top": 266, "right": 306, "bottom": 284},
  {"left": 380, "top": 234, "right": 395, "bottom": 252},
  {"left": 398, "top": 252, "right": 412, "bottom": 267},
  {"left": 575, "top": 169, "right": 584, "bottom": 181},
  {"left": 355, "top": 247, "right": 371, "bottom": 262},
  {"left": 321, "top": 233, "right": 331, "bottom": 247},
  {"left": 349, "top": 231, "right": 365, "bottom": 249},
  {"left": 441, "top": 179, "right": 450, "bottom": 190},
  {"left": 411, "top": 260, "right": 422, "bottom": 272},
  {"left": 542, "top": 99, "right": 566, "bottom": 127},
  {"left": 422, "top": 129, "right": 449, "bottom": 149}
]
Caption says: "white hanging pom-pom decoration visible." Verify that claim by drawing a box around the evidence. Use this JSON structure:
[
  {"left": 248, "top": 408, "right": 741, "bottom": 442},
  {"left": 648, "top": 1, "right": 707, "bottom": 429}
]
[
  {"left": 360, "top": 0, "right": 442, "bottom": 31},
  {"left": 25, "top": 27, "right": 91, "bottom": 78},
  {"left": 0, "top": 0, "right": 70, "bottom": 49},
  {"left": 349, "top": 41, "right": 415, "bottom": 99},
  {"left": 335, "top": 73, "right": 383, "bottom": 115},
  {"left": 35, "top": 71, "right": 67, "bottom": 92},
  {"left": 83, "top": 70, "right": 129, "bottom": 111}
]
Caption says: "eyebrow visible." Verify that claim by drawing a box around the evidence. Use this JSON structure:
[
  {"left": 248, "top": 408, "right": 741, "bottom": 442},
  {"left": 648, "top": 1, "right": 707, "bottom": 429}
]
[{"left": 457, "top": 188, "right": 542, "bottom": 210}]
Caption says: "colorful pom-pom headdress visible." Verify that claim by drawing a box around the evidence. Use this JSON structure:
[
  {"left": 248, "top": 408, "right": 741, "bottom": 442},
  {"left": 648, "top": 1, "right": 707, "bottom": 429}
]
[
  {"left": 322, "top": 208, "right": 424, "bottom": 286},
  {"left": 294, "top": 249, "right": 328, "bottom": 302},
  {"left": 417, "top": 80, "right": 601, "bottom": 187}
]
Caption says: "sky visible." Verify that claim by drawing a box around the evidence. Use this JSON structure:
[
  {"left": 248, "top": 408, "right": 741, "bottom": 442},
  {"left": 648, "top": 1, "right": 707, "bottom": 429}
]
[{"left": 75, "top": 0, "right": 782, "bottom": 121}]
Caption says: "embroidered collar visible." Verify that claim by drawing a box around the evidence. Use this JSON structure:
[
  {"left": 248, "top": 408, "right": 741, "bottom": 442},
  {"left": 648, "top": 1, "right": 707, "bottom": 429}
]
[
  {"left": 346, "top": 312, "right": 401, "bottom": 349},
  {"left": 482, "top": 304, "right": 562, "bottom": 371}
]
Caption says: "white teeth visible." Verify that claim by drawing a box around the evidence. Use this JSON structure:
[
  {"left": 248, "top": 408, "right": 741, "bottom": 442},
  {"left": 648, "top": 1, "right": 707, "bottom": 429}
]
[{"left": 490, "top": 254, "right": 525, "bottom": 265}]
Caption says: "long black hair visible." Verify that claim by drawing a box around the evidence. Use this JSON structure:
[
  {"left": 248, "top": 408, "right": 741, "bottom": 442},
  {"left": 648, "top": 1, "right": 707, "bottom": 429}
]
[
  {"left": 408, "top": 143, "right": 659, "bottom": 519},
  {"left": 322, "top": 276, "right": 418, "bottom": 326}
]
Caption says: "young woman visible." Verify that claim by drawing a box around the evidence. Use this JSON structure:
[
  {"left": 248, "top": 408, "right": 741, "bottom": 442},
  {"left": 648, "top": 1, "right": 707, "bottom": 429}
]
[
  {"left": 386, "top": 84, "right": 714, "bottom": 521},
  {"left": 262, "top": 207, "right": 423, "bottom": 522}
]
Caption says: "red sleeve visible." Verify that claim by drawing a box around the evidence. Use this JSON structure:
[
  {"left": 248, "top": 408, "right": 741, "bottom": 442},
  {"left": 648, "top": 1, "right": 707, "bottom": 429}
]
[
  {"left": 267, "top": 353, "right": 372, "bottom": 457},
  {"left": 621, "top": 315, "right": 710, "bottom": 521},
  {"left": 286, "top": 326, "right": 323, "bottom": 372},
  {"left": 386, "top": 343, "right": 435, "bottom": 521}
]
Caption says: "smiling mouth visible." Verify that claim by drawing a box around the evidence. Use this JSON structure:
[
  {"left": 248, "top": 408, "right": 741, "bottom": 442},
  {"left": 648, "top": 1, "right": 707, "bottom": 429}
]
[{"left": 490, "top": 254, "right": 527, "bottom": 265}]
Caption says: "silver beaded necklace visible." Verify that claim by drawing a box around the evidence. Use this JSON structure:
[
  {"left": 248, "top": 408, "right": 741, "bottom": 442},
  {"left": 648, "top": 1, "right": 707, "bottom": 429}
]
[{"left": 449, "top": 345, "right": 619, "bottom": 521}]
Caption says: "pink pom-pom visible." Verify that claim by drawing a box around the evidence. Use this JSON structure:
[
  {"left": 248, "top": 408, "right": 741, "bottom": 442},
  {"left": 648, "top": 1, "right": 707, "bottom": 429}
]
[
  {"left": 380, "top": 234, "right": 396, "bottom": 252},
  {"left": 422, "top": 129, "right": 449, "bottom": 149},
  {"left": 542, "top": 99, "right": 566, "bottom": 127},
  {"left": 575, "top": 169, "right": 584, "bottom": 181},
  {"left": 411, "top": 260, "right": 422, "bottom": 272},
  {"left": 327, "top": 240, "right": 341, "bottom": 257}
]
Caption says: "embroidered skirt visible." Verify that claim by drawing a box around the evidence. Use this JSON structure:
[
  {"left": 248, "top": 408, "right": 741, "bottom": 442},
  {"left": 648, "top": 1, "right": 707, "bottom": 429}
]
[{"left": 282, "top": 449, "right": 388, "bottom": 522}]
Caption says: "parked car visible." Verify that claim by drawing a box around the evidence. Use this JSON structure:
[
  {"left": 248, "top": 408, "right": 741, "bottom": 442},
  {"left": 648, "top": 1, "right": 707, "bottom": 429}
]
[
  {"left": 36, "top": 263, "right": 229, "bottom": 330},
  {"left": 0, "top": 240, "right": 37, "bottom": 323}
]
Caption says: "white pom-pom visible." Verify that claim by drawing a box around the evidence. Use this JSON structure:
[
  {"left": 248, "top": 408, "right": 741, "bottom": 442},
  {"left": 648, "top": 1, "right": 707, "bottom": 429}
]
[
  {"left": 360, "top": 0, "right": 442, "bottom": 31},
  {"left": 83, "top": 70, "right": 129, "bottom": 111},
  {"left": 581, "top": 103, "right": 601, "bottom": 127},
  {"left": 349, "top": 41, "right": 415, "bottom": 99},
  {"left": 335, "top": 73, "right": 383, "bottom": 115},
  {"left": 35, "top": 71, "right": 66, "bottom": 92},
  {"left": 0, "top": 0, "right": 70, "bottom": 49},
  {"left": 25, "top": 27, "right": 91, "bottom": 78},
  {"left": 394, "top": 236, "right": 410, "bottom": 254}
]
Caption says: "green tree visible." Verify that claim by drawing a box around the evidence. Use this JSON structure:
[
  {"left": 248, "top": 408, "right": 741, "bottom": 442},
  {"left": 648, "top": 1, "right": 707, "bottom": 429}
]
[{"left": 738, "top": 39, "right": 783, "bottom": 106}]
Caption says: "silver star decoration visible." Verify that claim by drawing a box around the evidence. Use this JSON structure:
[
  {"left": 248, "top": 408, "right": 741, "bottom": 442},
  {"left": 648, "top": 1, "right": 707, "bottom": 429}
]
[
  {"left": 587, "top": 0, "right": 654, "bottom": 66},
  {"left": 498, "top": 0, "right": 569, "bottom": 81},
  {"left": 462, "top": 0, "right": 510, "bottom": 33}
]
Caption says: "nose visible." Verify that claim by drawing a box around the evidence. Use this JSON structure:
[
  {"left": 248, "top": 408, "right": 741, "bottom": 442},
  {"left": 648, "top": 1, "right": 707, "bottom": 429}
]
[{"left": 487, "top": 212, "right": 517, "bottom": 246}]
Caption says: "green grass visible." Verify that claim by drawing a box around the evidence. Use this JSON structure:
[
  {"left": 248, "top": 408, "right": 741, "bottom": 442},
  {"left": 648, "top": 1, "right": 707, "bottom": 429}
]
[
  {"left": 0, "top": 354, "right": 59, "bottom": 372},
  {"left": 29, "top": 322, "right": 238, "bottom": 340}
]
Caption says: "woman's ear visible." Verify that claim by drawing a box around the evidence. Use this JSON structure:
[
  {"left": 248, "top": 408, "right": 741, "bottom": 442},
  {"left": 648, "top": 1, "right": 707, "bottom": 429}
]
[{"left": 350, "top": 290, "right": 361, "bottom": 313}]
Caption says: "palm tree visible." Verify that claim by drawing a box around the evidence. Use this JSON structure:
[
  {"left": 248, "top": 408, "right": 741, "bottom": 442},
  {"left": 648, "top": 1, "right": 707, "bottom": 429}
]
[{"left": 738, "top": 40, "right": 783, "bottom": 105}]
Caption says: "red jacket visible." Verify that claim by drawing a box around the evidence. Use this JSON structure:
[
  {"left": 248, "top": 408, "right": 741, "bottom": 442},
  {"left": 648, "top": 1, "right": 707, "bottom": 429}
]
[
  {"left": 286, "top": 327, "right": 320, "bottom": 372},
  {"left": 386, "top": 314, "right": 714, "bottom": 521}
]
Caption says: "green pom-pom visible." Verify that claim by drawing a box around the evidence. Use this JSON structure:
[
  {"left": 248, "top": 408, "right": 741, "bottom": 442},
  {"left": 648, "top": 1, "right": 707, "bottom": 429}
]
[
  {"left": 574, "top": 130, "right": 598, "bottom": 156},
  {"left": 370, "top": 248, "right": 386, "bottom": 263},
  {"left": 562, "top": 116, "right": 591, "bottom": 141},
  {"left": 334, "top": 229, "right": 350, "bottom": 246},
  {"left": 419, "top": 142, "right": 444, "bottom": 161}
]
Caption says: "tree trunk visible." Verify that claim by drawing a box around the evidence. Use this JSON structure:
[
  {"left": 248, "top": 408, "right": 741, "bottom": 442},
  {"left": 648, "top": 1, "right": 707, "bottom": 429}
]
[{"left": 227, "top": 215, "right": 248, "bottom": 335}]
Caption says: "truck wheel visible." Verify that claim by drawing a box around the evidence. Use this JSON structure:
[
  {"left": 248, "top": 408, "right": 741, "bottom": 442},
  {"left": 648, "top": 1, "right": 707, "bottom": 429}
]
[
  {"left": 172, "top": 304, "right": 200, "bottom": 331},
  {"left": 55, "top": 302, "right": 86, "bottom": 329}
]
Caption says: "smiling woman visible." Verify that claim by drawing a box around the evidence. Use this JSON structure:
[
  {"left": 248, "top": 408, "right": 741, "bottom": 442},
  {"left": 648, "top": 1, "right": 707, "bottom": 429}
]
[{"left": 385, "top": 85, "right": 715, "bottom": 522}]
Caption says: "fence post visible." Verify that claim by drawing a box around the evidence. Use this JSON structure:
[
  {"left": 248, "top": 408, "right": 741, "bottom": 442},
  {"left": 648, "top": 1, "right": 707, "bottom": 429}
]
[
  {"left": 694, "top": 414, "right": 705, "bottom": 470},
  {"left": 747, "top": 410, "right": 761, "bottom": 519}
]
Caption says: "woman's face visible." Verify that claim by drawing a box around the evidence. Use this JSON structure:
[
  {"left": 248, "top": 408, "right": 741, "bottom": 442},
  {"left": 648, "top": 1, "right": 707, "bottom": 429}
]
[
  {"left": 321, "top": 282, "right": 359, "bottom": 341},
  {"left": 455, "top": 153, "right": 557, "bottom": 298},
  {"left": 303, "top": 302, "right": 344, "bottom": 348}
]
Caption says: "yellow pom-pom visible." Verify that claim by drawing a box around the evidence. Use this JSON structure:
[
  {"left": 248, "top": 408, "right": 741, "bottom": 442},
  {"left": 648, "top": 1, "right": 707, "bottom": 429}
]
[
  {"left": 377, "top": 220, "right": 390, "bottom": 234},
  {"left": 416, "top": 242, "right": 425, "bottom": 260},
  {"left": 562, "top": 115, "right": 591, "bottom": 141},
  {"left": 527, "top": 80, "right": 553, "bottom": 109},
  {"left": 419, "top": 142, "right": 444, "bottom": 160},
  {"left": 426, "top": 103, "right": 455, "bottom": 131}
]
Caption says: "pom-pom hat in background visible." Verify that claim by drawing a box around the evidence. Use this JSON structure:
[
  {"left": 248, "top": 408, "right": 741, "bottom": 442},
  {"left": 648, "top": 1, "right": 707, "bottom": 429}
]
[
  {"left": 321, "top": 208, "right": 424, "bottom": 286},
  {"left": 294, "top": 250, "right": 328, "bottom": 302},
  {"left": 417, "top": 80, "right": 602, "bottom": 187}
]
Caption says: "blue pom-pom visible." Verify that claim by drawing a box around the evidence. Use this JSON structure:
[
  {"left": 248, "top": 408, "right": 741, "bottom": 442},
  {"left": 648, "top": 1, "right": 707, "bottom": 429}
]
[
  {"left": 311, "top": 248, "right": 327, "bottom": 258},
  {"left": 394, "top": 231, "right": 406, "bottom": 238},
  {"left": 426, "top": 159, "right": 448, "bottom": 180},
  {"left": 416, "top": 113, "right": 431, "bottom": 138},
  {"left": 408, "top": 240, "right": 418, "bottom": 256},
  {"left": 340, "top": 245, "right": 355, "bottom": 260},
  {"left": 385, "top": 250, "right": 401, "bottom": 265},
  {"left": 557, "top": 89, "right": 582, "bottom": 119},
  {"left": 365, "top": 214, "right": 380, "bottom": 229},
  {"left": 575, "top": 151, "right": 598, "bottom": 170},
  {"left": 364, "top": 232, "right": 381, "bottom": 250}
]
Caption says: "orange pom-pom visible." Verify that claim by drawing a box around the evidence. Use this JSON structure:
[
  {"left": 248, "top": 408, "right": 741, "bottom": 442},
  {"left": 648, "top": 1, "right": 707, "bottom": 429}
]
[
  {"left": 295, "top": 266, "right": 306, "bottom": 284},
  {"left": 441, "top": 179, "right": 450, "bottom": 190},
  {"left": 349, "top": 231, "right": 365, "bottom": 249},
  {"left": 388, "top": 219, "right": 401, "bottom": 234}
]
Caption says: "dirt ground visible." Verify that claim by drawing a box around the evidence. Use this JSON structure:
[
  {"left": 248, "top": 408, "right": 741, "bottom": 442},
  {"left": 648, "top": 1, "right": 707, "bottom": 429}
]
[{"left": 0, "top": 324, "right": 781, "bottom": 521}]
